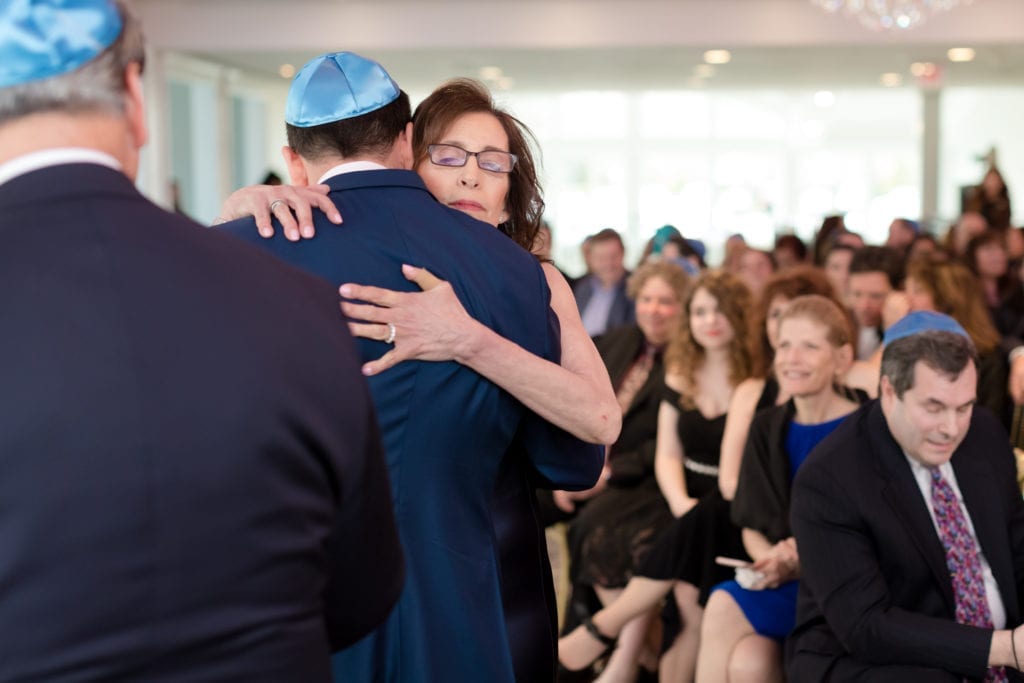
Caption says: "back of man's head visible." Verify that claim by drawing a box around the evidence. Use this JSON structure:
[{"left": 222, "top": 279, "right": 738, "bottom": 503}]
[
  {"left": 849, "top": 245, "right": 903, "bottom": 289},
  {"left": 283, "top": 52, "right": 411, "bottom": 164},
  {"left": 0, "top": 0, "right": 143, "bottom": 126}
]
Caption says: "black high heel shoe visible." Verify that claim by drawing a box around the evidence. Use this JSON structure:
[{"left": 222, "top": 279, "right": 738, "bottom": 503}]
[{"left": 558, "top": 606, "right": 617, "bottom": 675}]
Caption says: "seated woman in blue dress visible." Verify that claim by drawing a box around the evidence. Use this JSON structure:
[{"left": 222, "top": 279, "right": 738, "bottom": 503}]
[{"left": 695, "top": 294, "right": 866, "bottom": 683}]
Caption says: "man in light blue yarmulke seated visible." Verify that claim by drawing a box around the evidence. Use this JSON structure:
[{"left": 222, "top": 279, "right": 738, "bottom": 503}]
[
  {"left": 0, "top": 2, "right": 404, "bottom": 680},
  {"left": 789, "top": 310, "right": 1024, "bottom": 682}
]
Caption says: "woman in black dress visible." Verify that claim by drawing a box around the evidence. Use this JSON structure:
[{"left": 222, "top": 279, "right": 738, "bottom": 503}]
[{"left": 564, "top": 271, "right": 756, "bottom": 680}]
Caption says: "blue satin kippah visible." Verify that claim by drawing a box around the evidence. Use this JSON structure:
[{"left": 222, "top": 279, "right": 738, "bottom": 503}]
[
  {"left": 285, "top": 52, "right": 400, "bottom": 128},
  {"left": 883, "top": 311, "right": 969, "bottom": 346},
  {"left": 0, "top": 0, "right": 122, "bottom": 88}
]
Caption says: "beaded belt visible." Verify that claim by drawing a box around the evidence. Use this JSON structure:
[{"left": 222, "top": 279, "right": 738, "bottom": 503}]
[{"left": 684, "top": 459, "right": 720, "bottom": 477}]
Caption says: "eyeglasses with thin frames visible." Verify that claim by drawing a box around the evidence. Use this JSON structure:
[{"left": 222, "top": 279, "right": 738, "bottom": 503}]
[{"left": 427, "top": 144, "right": 518, "bottom": 173}]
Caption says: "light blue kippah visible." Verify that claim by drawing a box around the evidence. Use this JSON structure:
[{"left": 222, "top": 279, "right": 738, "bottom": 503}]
[
  {"left": 285, "top": 52, "right": 400, "bottom": 128},
  {"left": 0, "top": 0, "right": 123, "bottom": 89},
  {"left": 883, "top": 310, "right": 969, "bottom": 346}
]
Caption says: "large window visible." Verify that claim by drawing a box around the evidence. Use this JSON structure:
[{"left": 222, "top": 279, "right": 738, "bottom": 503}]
[
  {"left": 503, "top": 88, "right": 921, "bottom": 273},
  {"left": 939, "top": 87, "right": 1024, "bottom": 233}
]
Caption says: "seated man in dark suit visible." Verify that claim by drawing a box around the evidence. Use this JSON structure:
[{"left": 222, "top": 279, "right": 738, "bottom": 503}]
[
  {"left": 789, "top": 311, "right": 1024, "bottom": 682},
  {"left": 573, "top": 228, "right": 635, "bottom": 337},
  {"left": 0, "top": 3, "right": 402, "bottom": 681}
]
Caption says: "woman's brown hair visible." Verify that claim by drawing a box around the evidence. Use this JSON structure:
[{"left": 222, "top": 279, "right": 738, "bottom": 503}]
[
  {"left": 778, "top": 295, "right": 854, "bottom": 350},
  {"left": 412, "top": 78, "right": 543, "bottom": 252},
  {"left": 665, "top": 270, "right": 758, "bottom": 408},
  {"left": 753, "top": 266, "right": 838, "bottom": 376},
  {"left": 905, "top": 255, "right": 1001, "bottom": 355}
]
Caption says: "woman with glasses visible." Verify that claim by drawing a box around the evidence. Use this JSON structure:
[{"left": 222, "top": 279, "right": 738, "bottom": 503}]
[
  {"left": 223, "top": 78, "right": 618, "bottom": 448},
  {"left": 220, "top": 78, "right": 619, "bottom": 683}
]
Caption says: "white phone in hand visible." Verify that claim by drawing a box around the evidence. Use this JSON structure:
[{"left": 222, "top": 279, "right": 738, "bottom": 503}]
[{"left": 715, "top": 556, "right": 752, "bottom": 568}]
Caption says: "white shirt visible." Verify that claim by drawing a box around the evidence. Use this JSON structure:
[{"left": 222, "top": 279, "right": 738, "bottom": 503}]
[
  {"left": 0, "top": 148, "right": 121, "bottom": 189},
  {"left": 857, "top": 325, "right": 882, "bottom": 361},
  {"left": 317, "top": 160, "right": 387, "bottom": 184},
  {"left": 903, "top": 454, "right": 1007, "bottom": 629}
]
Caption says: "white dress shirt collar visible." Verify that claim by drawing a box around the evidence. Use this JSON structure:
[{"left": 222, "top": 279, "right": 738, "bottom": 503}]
[
  {"left": 317, "top": 160, "right": 387, "bottom": 185},
  {"left": 0, "top": 148, "right": 121, "bottom": 189}
]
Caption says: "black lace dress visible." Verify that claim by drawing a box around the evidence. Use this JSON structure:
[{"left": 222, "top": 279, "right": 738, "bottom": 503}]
[{"left": 571, "top": 379, "right": 733, "bottom": 589}]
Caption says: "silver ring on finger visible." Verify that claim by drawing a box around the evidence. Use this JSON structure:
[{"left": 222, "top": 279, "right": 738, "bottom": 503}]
[
  {"left": 269, "top": 199, "right": 285, "bottom": 213},
  {"left": 385, "top": 322, "right": 396, "bottom": 345}
]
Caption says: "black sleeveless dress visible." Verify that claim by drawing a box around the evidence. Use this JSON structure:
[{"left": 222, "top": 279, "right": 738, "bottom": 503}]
[
  {"left": 637, "top": 377, "right": 780, "bottom": 604},
  {"left": 570, "top": 378, "right": 722, "bottom": 589}
]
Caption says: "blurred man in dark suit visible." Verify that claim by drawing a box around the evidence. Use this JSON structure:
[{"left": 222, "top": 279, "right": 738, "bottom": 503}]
[{"left": 0, "top": 3, "right": 402, "bottom": 681}]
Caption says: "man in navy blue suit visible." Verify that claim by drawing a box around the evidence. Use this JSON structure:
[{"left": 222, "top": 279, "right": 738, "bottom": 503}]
[
  {"left": 219, "top": 52, "right": 603, "bottom": 682},
  {"left": 0, "top": 3, "right": 403, "bottom": 681}
]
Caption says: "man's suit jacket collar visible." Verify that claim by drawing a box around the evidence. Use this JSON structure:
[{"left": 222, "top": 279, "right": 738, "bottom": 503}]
[
  {"left": 0, "top": 162, "right": 137, "bottom": 210},
  {"left": 323, "top": 168, "right": 432, "bottom": 196},
  {"left": 866, "top": 401, "right": 1019, "bottom": 622}
]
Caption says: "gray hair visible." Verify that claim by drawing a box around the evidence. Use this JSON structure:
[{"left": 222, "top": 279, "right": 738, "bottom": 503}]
[
  {"left": 0, "top": 1, "right": 145, "bottom": 125},
  {"left": 880, "top": 330, "right": 978, "bottom": 399}
]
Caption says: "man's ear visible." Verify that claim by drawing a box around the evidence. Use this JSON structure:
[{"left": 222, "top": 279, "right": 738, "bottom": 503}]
[
  {"left": 124, "top": 62, "right": 148, "bottom": 150},
  {"left": 395, "top": 121, "right": 415, "bottom": 170},
  {"left": 879, "top": 375, "right": 895, "bottom": 402},
  {"left": 281, "top": 146, "right": 309, "bottom": 186}
]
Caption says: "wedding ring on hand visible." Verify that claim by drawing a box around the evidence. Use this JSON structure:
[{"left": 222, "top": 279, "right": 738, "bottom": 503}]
[
  {"left": 385, "top": 323, "right": 396, "bottom": 345},
  {"left": 269, "top": 199, "right": 285, "bottom": 213}
]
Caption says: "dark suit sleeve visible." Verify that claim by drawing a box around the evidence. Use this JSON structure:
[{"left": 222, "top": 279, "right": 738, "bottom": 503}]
[
  {"left": 323, "top": 381, "right": 405, "bottom": 651},
  {"left": 790, "top": 457, "right": 993, "bottom": 678},
  {"left": 516, "top": 293, "right": 605, "bottom": 491}
]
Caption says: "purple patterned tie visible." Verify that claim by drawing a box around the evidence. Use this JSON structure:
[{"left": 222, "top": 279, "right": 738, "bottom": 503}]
[{"left": 930, "top": 468, "right": 1008, "bottom": 683}]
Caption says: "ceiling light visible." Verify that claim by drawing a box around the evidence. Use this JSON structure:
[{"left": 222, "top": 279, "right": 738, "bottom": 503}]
[
  {"left": 910, "top": 61, "right": 938, "bottom": 77},
  {"left": 814, "top": 90, "right": 836, "bottom": 108},
  {"left": 496, "top": 76, "right": 515, "bottom": 90},
  {"left": 278, "top": 64, "right": 295, "bottom": 79},
  {"left": 947, "top": 47, "right": 976, "bottom": 62},
  {"left": 703, "top": 49, "right": 731, "bottom": 65},
  {"left": 810, "top": 0, "right": 972, "bottom": 31},
  {"left": 694, "top": 64, "right": 716, "bottom": 78},
  {"left": 880, "top": 72, "right": 903, "bottom": 87}
]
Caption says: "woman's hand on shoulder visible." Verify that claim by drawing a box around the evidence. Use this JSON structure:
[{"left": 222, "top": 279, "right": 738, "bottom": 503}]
[
  {"left": 882, "top": 289, "right": 911, "bottom": 330},
  {"left": 340, "top": 265, "right": 482, "bottom": 375},
  {"left": 215, "top": 183, "right": 341, "bottom": 240}
]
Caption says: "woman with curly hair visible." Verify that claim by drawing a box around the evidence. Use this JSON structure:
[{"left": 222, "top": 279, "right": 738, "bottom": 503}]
[{"left": 564, "top": 270, "right": 758, "bottom": 680}]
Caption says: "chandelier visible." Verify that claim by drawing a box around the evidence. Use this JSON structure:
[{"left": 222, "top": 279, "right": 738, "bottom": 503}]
[{"left": 810, "top": 0, "right": 973, "bottom": 31}]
